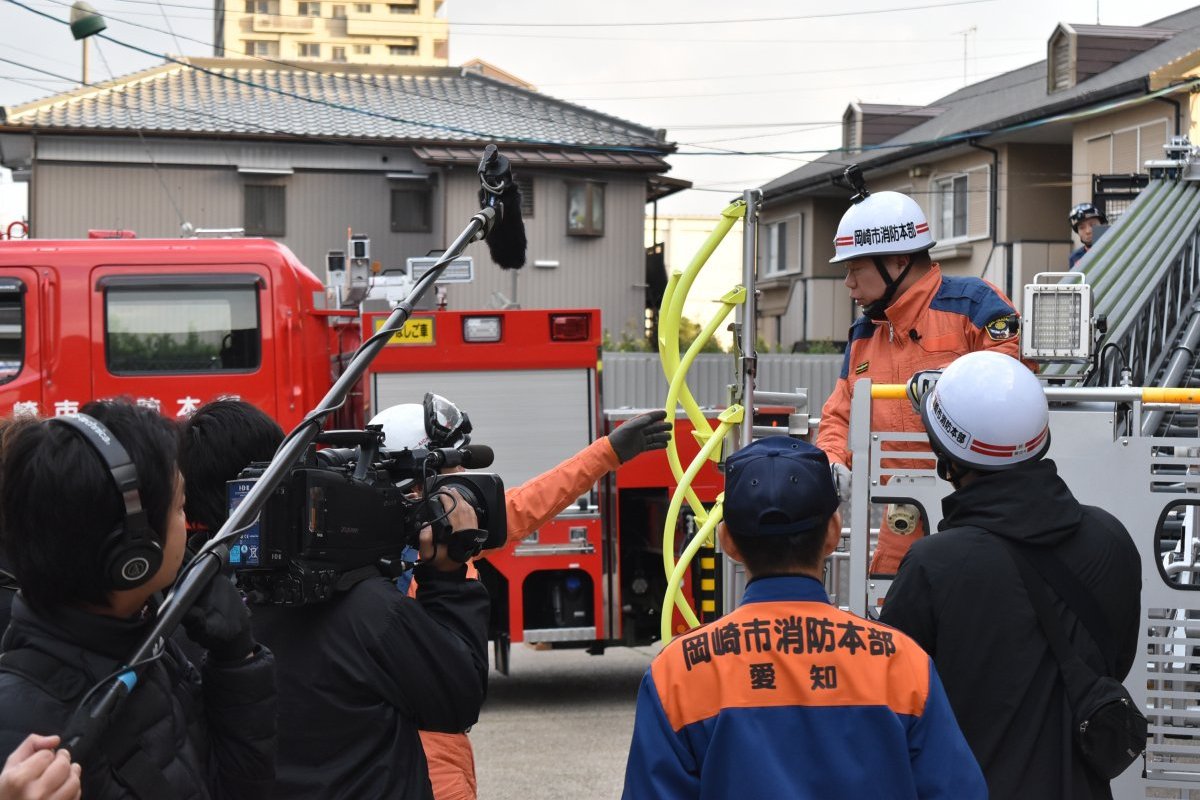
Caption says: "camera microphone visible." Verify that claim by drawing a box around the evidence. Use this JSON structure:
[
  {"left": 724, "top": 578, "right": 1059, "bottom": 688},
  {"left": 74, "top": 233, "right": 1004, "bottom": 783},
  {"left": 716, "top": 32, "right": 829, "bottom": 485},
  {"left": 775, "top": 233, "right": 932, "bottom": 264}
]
[
  {"left": 478, "top": 144, "right": 527, "bottom": 270},
  {"left": 429, "top": 444, "right": 495, "bottom": 470}
]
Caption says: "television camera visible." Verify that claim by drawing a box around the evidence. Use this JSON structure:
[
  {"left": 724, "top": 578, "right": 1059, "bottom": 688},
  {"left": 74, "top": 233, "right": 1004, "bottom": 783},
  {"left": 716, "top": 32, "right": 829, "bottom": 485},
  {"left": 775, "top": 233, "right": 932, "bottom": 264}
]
[{"left": 230, "top": 427, "right": 506, "bottom": 606}]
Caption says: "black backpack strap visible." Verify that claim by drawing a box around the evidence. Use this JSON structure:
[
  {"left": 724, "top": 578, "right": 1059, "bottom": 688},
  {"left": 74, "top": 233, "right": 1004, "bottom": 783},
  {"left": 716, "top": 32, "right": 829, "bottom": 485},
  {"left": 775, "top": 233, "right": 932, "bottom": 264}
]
[
  {"left": 1001, "top": 542, "right": 1099, "bottom": 708},
  {"left": 1009, "top": 543, "right": 1119, "bottom": 675}
]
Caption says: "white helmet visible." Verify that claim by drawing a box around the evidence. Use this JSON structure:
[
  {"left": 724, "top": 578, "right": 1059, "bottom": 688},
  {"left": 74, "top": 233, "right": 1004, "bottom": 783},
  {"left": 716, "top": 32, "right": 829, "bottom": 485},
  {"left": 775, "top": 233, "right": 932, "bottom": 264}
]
[
  {"left": 369, "top": 392, "right": 472, "bottom": 450},
  {"left": 921, "top": 351, "right": 1049, "bottom": 471},
  {"left": 830, "top": 191, "right": 935, "bottom": 263}
]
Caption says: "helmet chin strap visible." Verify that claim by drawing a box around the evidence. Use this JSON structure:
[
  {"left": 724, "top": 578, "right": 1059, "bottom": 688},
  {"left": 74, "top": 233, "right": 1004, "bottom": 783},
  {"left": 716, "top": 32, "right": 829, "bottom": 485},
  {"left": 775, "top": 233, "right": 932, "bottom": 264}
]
[
  {"left": 861, "top": 255, "right": 915, "bottom": 321},
  {"left": 935, "top": 455, "right": 958, "bottom": 484}
]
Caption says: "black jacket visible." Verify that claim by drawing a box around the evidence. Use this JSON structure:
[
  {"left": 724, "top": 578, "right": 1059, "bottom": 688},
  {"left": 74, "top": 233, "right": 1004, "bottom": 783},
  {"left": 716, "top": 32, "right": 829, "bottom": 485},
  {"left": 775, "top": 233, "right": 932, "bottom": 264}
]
[
  {"left": 0, "top": 595, "right": 278, "bottom": 800},
  {"left": 0, "top": 558, "right": 14, "bottom": 639},
  {"left": 251, "top": 566, "right": 489, "bottom": 799},
  {"left": 880, "top": 458, "right": 1141, "bottom": 800}
]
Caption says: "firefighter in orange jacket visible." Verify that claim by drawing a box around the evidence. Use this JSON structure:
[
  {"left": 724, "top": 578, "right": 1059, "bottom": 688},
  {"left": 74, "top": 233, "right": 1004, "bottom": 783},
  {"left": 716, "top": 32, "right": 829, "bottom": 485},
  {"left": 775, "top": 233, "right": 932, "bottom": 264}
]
[
  {"left": 371, "top": 396, "right": 671, "bottom": 800},
  {"left": 817, "top": 170, "right": 1023, "bottom": 575}
]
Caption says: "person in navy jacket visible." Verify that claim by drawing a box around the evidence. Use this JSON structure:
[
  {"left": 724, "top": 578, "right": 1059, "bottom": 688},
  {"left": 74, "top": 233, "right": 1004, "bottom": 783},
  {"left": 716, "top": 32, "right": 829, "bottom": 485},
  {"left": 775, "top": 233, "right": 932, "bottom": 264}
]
[{"left": 622, "top": 436, "right": 985, "bottom": 800}]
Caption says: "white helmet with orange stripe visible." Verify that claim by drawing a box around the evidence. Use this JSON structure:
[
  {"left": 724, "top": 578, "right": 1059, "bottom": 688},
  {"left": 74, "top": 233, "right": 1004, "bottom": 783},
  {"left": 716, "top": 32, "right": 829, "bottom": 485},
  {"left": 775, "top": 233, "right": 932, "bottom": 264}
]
[
  {"left": 920, "top": 351, "right": 1049, "bottom": 472},
  {"left": 829, "top": 190, "right": 935, "bottom": 263}
]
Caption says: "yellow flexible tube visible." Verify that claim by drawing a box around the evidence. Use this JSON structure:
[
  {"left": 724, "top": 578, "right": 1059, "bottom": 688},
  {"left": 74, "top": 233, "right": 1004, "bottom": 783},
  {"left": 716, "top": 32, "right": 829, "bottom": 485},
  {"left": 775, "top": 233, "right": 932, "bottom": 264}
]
[
  {"left": 661, "top": 406, "right": 743, "bottom": 628},
  {"left": 654, "top": 201, "right": 749, "bottom": 640},
  {"left": 658, "top": 201, "right": 745, "bottom": 449},
  {"left": 661, "top": 499, "right": 724, "bottom": 644},
  {"left": 663, "top": 287, "right": 746, "bottom": 525},
  {"left": 658, "top": 201, "right": 745, "bottom": 394}
]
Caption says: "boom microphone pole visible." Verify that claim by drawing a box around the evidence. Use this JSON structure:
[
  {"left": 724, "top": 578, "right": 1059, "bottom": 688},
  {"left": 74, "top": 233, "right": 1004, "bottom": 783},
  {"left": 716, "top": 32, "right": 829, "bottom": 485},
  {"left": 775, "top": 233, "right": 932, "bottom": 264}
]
[{"left": 62, "top": 146, "right": 523, "bottom": 763}]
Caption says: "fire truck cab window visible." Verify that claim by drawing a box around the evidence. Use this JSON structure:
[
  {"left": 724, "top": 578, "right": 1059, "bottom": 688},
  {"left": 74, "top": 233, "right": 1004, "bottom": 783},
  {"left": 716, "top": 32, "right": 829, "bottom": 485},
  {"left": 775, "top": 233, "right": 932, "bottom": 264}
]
[
  {"left": 105, "top": 285, "right": 261, "bottom": 374},
  {"left": 0, "top": 280, "right": 24, "bottom": 384}
]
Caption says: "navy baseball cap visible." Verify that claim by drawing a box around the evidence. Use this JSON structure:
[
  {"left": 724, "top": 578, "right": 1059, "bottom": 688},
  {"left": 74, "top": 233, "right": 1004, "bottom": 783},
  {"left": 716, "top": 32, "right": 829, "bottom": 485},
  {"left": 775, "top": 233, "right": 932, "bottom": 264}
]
[{"left": 723, "top": 436, "right": 840, "bottom": 537}]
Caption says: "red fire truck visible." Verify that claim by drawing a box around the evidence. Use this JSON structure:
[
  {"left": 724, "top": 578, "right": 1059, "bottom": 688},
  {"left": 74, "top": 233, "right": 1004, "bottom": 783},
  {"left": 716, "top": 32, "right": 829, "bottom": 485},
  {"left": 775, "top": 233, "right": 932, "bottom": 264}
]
[{"left": 0, "top": 235, "right": 721, "bottom": 670}]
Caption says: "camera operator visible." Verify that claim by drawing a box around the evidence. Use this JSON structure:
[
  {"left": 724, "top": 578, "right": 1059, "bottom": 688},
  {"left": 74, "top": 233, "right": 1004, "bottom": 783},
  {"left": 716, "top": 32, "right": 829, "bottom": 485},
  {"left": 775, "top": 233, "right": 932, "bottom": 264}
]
[
  {"left": 178, "top": 399, "right": 490, "bottom": 800},
  {"left": 0, "top": 400, "right": 277, "bottom": 800},
  {"left": 371, "top": 394, "right": 671, "bottom": 800}
]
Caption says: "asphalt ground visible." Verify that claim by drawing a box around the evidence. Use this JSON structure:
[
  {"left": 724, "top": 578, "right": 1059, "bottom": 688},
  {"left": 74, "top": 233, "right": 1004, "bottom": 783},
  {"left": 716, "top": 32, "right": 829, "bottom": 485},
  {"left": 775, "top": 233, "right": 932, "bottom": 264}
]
[{"left": 471, "top": 642, "right": 661, "bottom": 799}]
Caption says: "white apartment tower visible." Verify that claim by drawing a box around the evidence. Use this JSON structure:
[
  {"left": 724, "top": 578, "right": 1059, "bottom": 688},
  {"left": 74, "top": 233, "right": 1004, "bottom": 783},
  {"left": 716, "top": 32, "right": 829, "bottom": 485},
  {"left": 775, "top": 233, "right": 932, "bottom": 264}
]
[{"left": 216, "top": 0, "right": 448, "bottom": 65}]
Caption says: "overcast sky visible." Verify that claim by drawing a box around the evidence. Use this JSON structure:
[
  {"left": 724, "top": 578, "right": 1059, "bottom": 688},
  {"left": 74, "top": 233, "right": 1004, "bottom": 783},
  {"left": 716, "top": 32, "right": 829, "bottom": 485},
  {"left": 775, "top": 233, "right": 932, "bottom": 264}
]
[{"left": 1, "top": 0, "right": 1198, "bottom": 213}]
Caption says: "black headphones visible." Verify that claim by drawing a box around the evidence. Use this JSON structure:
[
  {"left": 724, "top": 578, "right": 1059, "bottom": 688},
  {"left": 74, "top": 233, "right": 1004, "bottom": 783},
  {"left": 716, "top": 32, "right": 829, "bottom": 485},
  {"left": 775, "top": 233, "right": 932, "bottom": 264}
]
[{"left": 49, "top": 414, "right": 163, "bottom": 591}]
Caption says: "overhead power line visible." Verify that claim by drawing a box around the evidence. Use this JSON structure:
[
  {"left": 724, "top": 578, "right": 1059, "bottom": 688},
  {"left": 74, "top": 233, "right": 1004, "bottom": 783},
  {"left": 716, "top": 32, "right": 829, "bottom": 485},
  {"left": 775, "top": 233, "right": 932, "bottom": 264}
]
[
  {"left": 538, "top": 50, "right": 1036, "bottom": 88},
  {"left": 18, "top": 0, "right": 667, "bottom": 146},
  {"left": 20, "top": 0, "right": 1036, "bottom": 91},
  {"left": 5, "top": 0, "right": 669, "bottom": 153},
  {"left": 90, "top": 0, "right": 998, "bottom": 27}
]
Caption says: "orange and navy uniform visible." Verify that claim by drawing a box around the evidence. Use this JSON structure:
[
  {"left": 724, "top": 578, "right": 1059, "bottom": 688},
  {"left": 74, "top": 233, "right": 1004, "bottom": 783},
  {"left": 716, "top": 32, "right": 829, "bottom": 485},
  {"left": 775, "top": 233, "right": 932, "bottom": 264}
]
[
  {"left": 418, "top": 435, "right": 621, "bottom": 800},
  {"left": 623, "top": 576, "right": 985, "bottom": 800},
  {"left": 817, "top": 264, "right": 1022, "bottom": 573}
]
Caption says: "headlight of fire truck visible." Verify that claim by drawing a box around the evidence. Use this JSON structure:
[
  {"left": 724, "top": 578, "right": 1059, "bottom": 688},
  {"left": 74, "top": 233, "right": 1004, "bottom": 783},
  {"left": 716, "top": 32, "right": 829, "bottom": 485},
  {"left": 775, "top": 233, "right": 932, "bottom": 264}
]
[{"left": 1021, "top": 271, "right": 1094, "bottom": 363}]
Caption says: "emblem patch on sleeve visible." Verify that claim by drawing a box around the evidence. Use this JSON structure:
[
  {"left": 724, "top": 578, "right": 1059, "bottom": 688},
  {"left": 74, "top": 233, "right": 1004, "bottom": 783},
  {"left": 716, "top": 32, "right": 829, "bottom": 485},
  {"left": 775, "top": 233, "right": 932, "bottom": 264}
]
[
  {"left": 984, "top": 314, "right": 1019, "bottom": 341},
  {"left": 854, "top": 361, "right": 870, "bottom": 375}
]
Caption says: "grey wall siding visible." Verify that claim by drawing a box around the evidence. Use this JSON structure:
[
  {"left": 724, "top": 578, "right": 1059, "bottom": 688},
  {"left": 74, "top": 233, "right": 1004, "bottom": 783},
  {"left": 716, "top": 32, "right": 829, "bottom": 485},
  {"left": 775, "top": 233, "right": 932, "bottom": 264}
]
[
  {"left": 35, "top": 162, "right": 238, "bottom": 238},
  {"left": 437, "top": 169, "right": 649, "bottom": 337},
  {"left": 601, "top": 351, "right": 843, "bottom": 412},
  {"left": 284, "top": 170, "right": 441, "bottom": 273},
  {"left": 33, "top": 161, "right": 441, "bottom": 272}
]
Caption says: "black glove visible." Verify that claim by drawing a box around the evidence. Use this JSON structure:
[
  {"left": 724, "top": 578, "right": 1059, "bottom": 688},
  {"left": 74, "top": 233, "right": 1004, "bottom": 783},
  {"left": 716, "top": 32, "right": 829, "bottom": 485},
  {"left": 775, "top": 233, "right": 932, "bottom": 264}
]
[
  {"left": 609, "top": 409, "right": 672, "bottom": 464},
  {"left": 182, "top": 573, "right": 255, "bottom": 663}
]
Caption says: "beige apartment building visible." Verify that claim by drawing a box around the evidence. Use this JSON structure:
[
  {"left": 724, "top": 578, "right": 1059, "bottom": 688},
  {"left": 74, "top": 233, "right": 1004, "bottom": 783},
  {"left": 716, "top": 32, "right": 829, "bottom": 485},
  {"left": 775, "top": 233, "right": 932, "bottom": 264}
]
[{"left": 215, "top": 0, "right": 448, "bottom": 65}]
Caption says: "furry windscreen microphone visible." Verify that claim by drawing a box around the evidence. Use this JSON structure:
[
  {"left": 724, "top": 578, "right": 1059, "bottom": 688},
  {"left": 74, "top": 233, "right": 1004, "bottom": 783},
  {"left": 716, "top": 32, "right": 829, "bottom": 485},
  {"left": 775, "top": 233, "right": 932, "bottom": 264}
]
[{"left": 478, "top": 145, "right": 528, "bottom": 270}]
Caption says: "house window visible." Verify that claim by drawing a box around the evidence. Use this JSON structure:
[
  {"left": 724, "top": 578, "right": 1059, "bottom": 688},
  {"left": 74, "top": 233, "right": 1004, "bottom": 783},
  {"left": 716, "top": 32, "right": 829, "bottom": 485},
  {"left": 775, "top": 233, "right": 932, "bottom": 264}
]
[
  {"left": 244, "top": 184, "right": 286, "bottom": 236},
  {"left": 765, "top": 221, "right": 788, "bottom": 274},
  {"left": 244, "top": 0, "right": 271, "bottom": 12},
  {"left": 332, "top": 46, "right": 346, "bottom": 62},
  {"left": 353, "top": 44, "right": 371, "bottom": 54},
  {"left": 388, "top": 42, "right": 417, "bottom": 56},
  {"left": 566, "top": 181, "right": 604, "bottom": 236},
  {"left": 391, "top": 184, "right": 432, "bottom": 233},
  {"left": 297, "top": 1, "right": 320, "bottom": 14},
  {"left": 297, "top": 42, "right": 321, "bottom": 58},
  {"left": 331, "top": 3, "right": 346, "bottom": 15},
  {"left": 105, "top": 282, "right": 261, "bottom": 374},
  {"left": 515, "top": 175, "right": 534, "bottom": 218},
  {"left": 388, "top": 1, "right": 416, "bottom": 11},
  {"left": 354, "top": 2, "right": 371, "bottom": 9},
  {"left": 934, "top": 174, "right": 968, "bottom": 240},
  {"left": 244, "top": 40, "right": 277, "bottom": 57}
]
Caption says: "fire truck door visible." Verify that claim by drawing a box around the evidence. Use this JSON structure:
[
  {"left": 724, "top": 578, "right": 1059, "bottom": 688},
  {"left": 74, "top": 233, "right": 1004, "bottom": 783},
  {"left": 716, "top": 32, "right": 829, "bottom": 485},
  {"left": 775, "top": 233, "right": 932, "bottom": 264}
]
[{"left": 0, "top": 269, "right": 43, "bottom": 417}]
